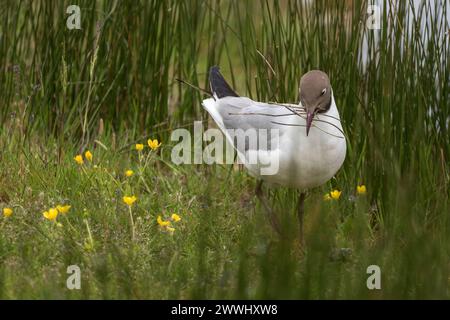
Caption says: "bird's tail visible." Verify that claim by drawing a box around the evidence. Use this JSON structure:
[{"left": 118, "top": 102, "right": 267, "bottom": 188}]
[{"left": 209, "top": 66, "right": 239, "bottom": 100}]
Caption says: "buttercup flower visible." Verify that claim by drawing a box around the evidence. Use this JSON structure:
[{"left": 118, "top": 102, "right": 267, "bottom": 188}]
[
  {"left": 330, "top": 190, "right": 342, "bottom": 200},
  {"left": 123, "top": 196, "right": 137, "bottom": 206},
  {"left": 3, "top": 207, "right": 13, "bottom": 218},
  {"left": 43, "top": 208, "right": 58, "bottom": 221},
  {"left": 171, "top": 213, "right": 181, "bottom": 222},
  {"left": 125, "top": 170, "right": 134, "bottom": 177},
  {"left": 57, "top": 205, "right": 71, "bottom": 214},
  {"left": 147, "top": 139, "right": 162, "bottom": 151},
  {"left": 85, "top": 150, "right": 93, "bottom": 162},
  {"left": 357, "top": 185, "right": 367, "bottom": 195},
  {"left": 135, "top": 144, "right": 144, "bottom": 151},
  {"left": 157, "top": 215, "right": 171, "bottom": 227},
  {"left": 74, "top": 155, "right": 84, "bottom": 165}
]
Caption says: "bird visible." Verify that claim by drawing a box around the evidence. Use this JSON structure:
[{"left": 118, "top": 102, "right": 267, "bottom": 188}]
[{"left": 201, "top": 66, "right": 346, "bottom": 243}]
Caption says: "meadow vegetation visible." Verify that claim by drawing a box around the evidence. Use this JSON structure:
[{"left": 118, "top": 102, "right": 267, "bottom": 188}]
[{"left": 0, "top": 0, "right": 449, "bottom": 298}]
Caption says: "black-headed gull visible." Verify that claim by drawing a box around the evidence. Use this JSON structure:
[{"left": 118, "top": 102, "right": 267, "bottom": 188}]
[{"left": 202, "top": 66, "right": 346, "bottom": 241}]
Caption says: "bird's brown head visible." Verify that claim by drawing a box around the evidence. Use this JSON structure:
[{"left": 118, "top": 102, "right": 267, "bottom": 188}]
[{"left": 299, "top": 70, "right": 332, "bottom": 136}]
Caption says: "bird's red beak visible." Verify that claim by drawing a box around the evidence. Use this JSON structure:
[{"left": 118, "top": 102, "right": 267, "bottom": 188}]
[{"left": 306, "top": 110, "right": 314, "bottom": 136}]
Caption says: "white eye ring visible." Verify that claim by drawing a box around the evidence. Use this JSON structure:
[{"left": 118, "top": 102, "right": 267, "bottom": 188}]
[{"left": 321, "top": 88, "right": 327, "bottom": 96}]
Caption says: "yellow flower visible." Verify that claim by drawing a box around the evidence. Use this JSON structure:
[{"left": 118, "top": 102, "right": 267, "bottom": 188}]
[
  {"left": 43, "top": 208, "right": 58, "bottom": 221},
  {"left": 125, "top": 170, "right": 134, "bottom": 177},
  {"left": 157, "top": 215, "right": 171, "bottom": 227},
  {"left": 330, "top": 190, "right": 342, "bottom": 200},
  {"left": 74, "top": 155, "right": 84, "bottom": 165},
  {"left": 85, "top": 150, "right": 93, "bottom": 162},
  {"left": 357, "top": 185, "right": 367, "bottom": 195},
  {"left": 147, "top": 139, "right": 162, "bottom": 151},
  {"left": 56, "top": 205, "right": 71, "bottom": 214},
  {"left": 135, "top": 144, "right": 144, "bottom": 151},
  {"left": 123, "top": 195, "right": 137, "bottom": 206},
  {"left": 166, "top": 226, "right": 175, "bottom": 233},
  {"left": 323, "top": 193, "right": 332, "bottom": 201},
  {"left": 171, "top": 213, "right": 181, "bottom": 222},
  {"left": 3, "top": 207, "right": 13, "bottom": 218}
]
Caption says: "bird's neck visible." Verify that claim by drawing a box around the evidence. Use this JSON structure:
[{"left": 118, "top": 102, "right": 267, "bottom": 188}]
[{"left": 326, "top": 94, "right": 340, "bottom": 119}]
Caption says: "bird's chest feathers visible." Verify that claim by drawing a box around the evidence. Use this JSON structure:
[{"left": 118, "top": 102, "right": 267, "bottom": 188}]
[{"left": 282, "top": 130, "right": 345, "bottom": 175}]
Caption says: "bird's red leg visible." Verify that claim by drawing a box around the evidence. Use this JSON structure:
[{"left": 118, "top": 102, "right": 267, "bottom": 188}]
[{"left": 255, "top": 180, "right": 282, "bottom": 236}]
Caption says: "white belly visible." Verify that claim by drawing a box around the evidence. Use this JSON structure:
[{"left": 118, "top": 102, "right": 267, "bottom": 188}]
[{"left": 243, "top": 126, "right": 346, "bottom": 189}]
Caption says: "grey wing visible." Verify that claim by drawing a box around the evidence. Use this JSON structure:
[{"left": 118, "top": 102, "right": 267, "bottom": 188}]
[
  {"left": 215, "top": 97, "right": 305, "bottom": 151},
  {"left": 216, "top": 97, "right": 305, "bottom": 131}
]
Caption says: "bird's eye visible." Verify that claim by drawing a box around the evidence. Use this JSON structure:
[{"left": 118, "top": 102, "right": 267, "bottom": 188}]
[{"left": 321, "top": 88, "right": 327, "bottom": 96}]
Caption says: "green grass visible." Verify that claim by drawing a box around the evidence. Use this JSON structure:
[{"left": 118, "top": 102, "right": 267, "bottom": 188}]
[{"left": 0, "top": 0, "right": 449, "bottom": 299}]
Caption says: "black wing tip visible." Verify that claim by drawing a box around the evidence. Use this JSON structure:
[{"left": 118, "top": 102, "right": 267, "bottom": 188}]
[
  {"left": 210, "top": 65, "right": 220, "bottom": 73},
  {"left": 209, "top": 66, "right": 239, "bottom": 99}
]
